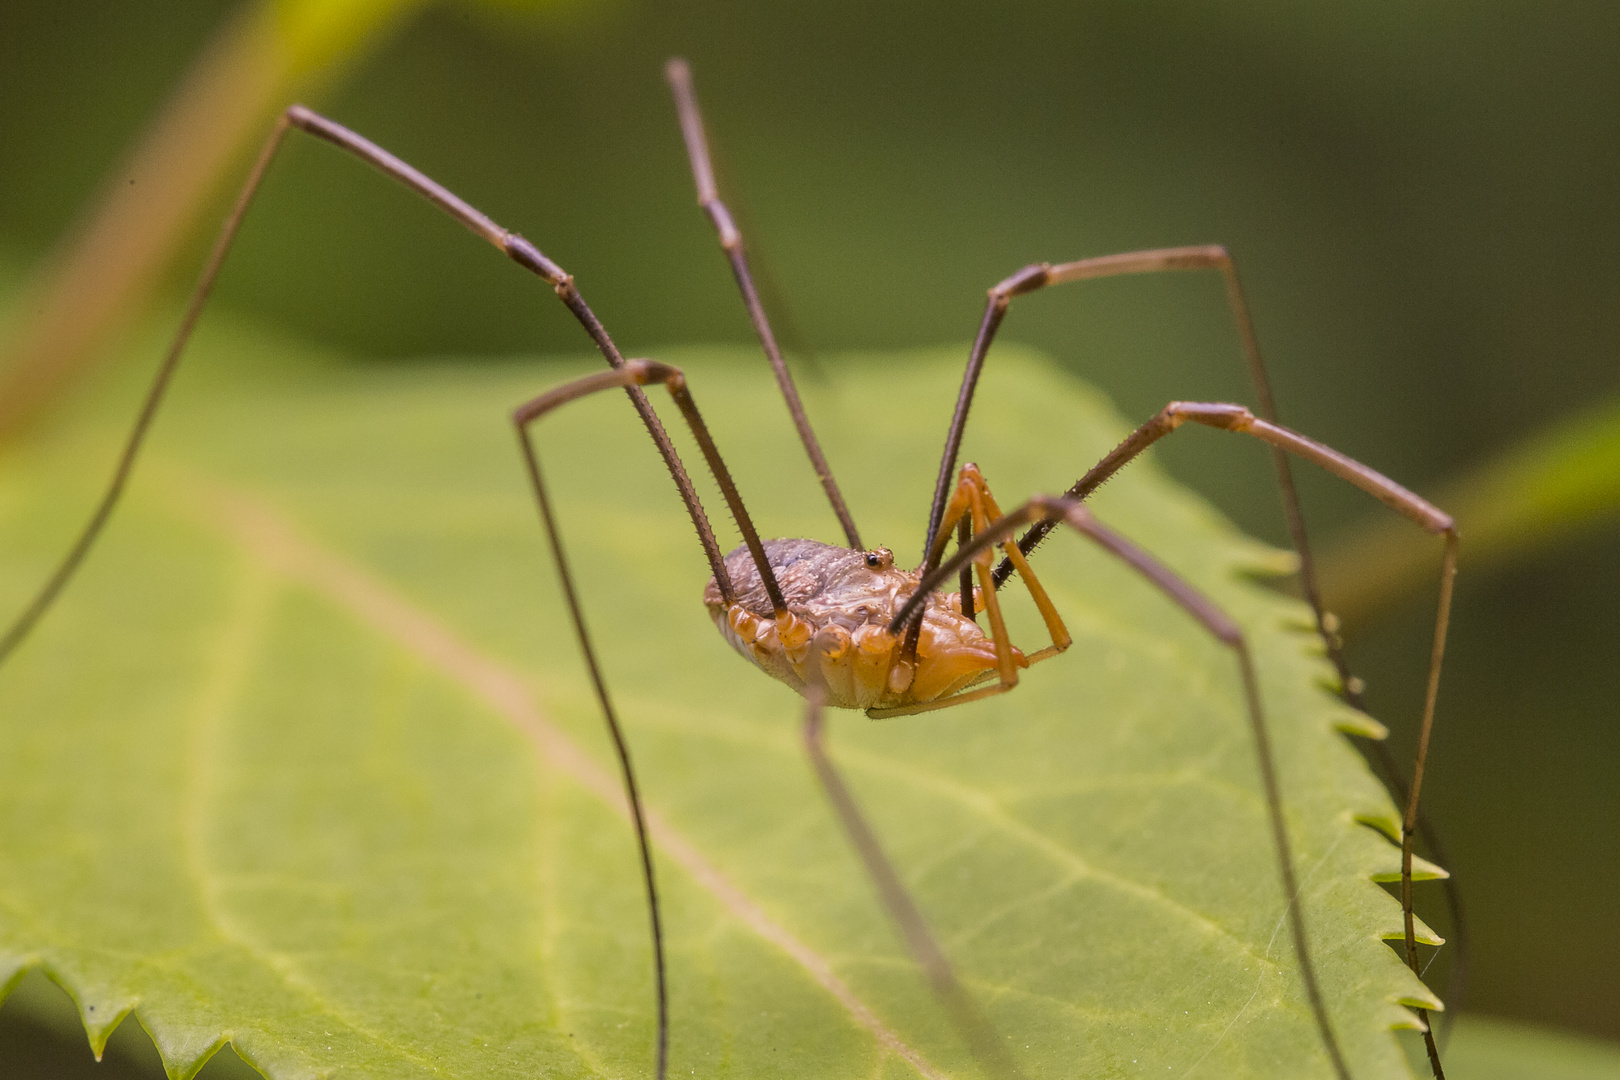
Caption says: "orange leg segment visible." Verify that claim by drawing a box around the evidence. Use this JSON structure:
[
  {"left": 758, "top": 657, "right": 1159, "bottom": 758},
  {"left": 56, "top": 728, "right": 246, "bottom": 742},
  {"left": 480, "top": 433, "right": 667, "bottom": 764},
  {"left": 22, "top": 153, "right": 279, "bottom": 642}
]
[{"left": 875, "top": 464, "right": 1071, "bottom": 719}]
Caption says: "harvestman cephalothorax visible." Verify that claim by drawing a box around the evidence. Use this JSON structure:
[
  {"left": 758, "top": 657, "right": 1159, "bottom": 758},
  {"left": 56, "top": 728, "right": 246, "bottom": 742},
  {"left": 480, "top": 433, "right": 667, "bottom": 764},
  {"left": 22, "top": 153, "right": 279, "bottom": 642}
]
[{"left": 0, "top": 58, "right": 1462, "bottom": 1080}]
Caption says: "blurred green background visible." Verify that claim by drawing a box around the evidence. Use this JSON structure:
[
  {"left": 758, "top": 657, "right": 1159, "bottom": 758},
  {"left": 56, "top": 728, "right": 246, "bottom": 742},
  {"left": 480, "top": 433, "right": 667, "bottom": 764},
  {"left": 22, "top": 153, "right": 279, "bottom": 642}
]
[{"left": 1, "top": 0, "right": 1616, "bottom": 1068}]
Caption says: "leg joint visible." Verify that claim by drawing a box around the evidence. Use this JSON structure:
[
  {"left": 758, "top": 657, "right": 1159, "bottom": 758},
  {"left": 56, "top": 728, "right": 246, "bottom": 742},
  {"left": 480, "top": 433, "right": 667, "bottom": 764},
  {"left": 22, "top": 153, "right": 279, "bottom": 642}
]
[
  {"left": 703, "top": 200, "right": 742, "bottom": 249},
  {"left": 991, "top": 262, "right": 1052, "bottom": 299},
  {"left": 1166, "top": 401, "right": 1255, "bottom": 431},
  {"left": 504, "top": 234, "right": 568, "bottom": 284}
]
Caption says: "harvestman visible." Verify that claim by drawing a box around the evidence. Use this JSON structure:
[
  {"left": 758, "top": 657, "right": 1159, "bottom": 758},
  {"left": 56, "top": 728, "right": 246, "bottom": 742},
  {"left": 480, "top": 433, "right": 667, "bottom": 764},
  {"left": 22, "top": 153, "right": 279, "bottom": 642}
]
[{"left": 0, "top": 59, "right": 1460, "bottom": 1080}]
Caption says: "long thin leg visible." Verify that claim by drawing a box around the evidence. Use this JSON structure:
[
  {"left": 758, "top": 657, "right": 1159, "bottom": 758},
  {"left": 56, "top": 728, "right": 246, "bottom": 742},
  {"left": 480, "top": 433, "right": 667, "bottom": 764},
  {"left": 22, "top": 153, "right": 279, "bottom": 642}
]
[
  {"left": 1004, "top": 402, "right": 1459, "bottom": 1076},
  {"left": 664, "top": 58, "right": 864, "bottom": 550},
  {"left": 1361, "top": 733, "right": 1469, "bottom": 1056},
  {"left": 514, "top": 367, "right": 671, "bottom": 1080},
  {"left": 511, "top": 357, "right": 800, "bottom": 1080},
  {"left": 0, "top": 113, "right": 295, "bottom": 664},
  {"left": 939, "top": 249, "right": 1466, "bottom": 1057},
  {"left": 512, "top": 360, "right": 789, "bottom": 615},
  {"left": 925, "top": 252, "right": 1259, "bottom": 546},
  {"left": 515, "top": 364, "right": 1015, "bottom": 1078},
  {"left": 1, "top": 110, "right": 759, "bottom": 1080},
  {"left": 896, "top": 495, "right": 1356, "bottom": 1080},
  {"left": 921, "top": 250, "right": 1329, "bottom": 661},
  {"left": 0, "top": 104, "right": 730, "bottom": 664},
  {"left": 802, "top": 682, "right": 1024, "bottom": 1080}
]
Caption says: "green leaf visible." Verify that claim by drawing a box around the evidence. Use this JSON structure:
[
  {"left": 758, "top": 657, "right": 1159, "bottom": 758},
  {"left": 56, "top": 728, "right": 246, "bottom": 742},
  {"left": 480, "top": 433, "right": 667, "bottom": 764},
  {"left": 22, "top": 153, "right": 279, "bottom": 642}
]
[{"left": 0, "top": 320, "right": 1441, "bottom": 1079}]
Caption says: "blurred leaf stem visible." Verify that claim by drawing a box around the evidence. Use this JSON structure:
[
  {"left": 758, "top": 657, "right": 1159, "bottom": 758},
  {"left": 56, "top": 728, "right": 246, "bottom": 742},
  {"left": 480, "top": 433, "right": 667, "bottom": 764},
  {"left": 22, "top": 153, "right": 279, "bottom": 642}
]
[
  {"left": 1319, "top": 395, "right": 1620, "bottom": 625},
  {"left": 0, "top": 0, "right": 431, "bottom": 444}
]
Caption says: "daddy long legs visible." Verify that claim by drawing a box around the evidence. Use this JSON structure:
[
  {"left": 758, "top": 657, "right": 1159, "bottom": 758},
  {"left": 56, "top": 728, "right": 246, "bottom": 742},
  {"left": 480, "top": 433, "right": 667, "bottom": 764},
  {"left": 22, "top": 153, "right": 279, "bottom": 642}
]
[{"left": 0, "top": 59, "right": 1460, "bottom": 1080}]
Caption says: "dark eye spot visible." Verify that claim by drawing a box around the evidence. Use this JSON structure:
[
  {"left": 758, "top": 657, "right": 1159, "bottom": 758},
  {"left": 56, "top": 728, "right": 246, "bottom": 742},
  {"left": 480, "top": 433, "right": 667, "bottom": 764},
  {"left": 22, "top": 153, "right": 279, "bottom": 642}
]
[{"left": 865, "top": 552, "right": 880, "bottom": 567}]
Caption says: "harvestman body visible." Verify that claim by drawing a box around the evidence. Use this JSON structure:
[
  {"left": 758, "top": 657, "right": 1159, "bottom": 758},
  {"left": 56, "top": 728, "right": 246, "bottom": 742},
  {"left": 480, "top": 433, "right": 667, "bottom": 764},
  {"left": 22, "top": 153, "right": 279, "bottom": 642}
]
[{"left": 0, "top": 59, "right": 1461, "bottom": 1080}]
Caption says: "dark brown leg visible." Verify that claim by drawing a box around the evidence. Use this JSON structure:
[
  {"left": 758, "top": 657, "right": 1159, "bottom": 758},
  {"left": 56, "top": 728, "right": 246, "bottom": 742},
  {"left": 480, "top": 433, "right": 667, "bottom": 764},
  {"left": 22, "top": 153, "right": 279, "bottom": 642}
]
[
  {"left": 923, "top": 250, "right": 1327, "bottom": 651},
  {"left": 1010, "top": 402, "right": 1458, "bottom": 1077},
  {"left": 0, "top": 108, "right": 751, "bottom": 1080},
  {"left": 0, "top": 114, "right": 293, "bottom": 664},
  {"left": 801, "top": 681, "right": 1024, "bottom": 1080},
  {"left": 929, "top": 248, "right": 1464, "bottom": 1065},
  {"left": 956, "top": 513, "right": 976, "bottom": 621},
  {"left": 512, "top": 360, "right": 787, "bottom": 613},
  {"left": 895, "top": 495, "right": 1358, "bottom": 1080},
  {"left": 0, "top": 104, "right": 728, "bottom": 666},
  {"left": 513, "top": 363, "right": 673, "bottom": 1080},
  {"left": 920, "top": 250, "right": 1369, "bottom": 815},
  {"left": 924, "top": 251, "right": 1266, "bottom": 547},
  {"left": 664, "top": 58, "right": 864, "bottom": 550},
  {"left": 512, "top": 357, "right": 803, "bottom": 1080},
  {"left": 517, "top": 363, "right": 1018, "bottom": 1076},
  {"left": 1362, "top": 737, "right": 1468, "bottom": 1061}
]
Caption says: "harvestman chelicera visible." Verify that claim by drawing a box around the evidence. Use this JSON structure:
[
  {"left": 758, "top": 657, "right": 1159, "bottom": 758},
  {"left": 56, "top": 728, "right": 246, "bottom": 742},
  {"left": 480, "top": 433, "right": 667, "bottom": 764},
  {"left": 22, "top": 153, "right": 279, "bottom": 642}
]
[{"left": 0, "top": 58, "right": 1460, "bottom": 1080}]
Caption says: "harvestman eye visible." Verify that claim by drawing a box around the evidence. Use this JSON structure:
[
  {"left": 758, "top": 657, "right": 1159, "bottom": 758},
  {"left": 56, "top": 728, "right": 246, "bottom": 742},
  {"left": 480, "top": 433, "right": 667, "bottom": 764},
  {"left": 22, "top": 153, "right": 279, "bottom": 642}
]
[{"left": 0, "top": 56, "right": 1465, "bottom": 1080}]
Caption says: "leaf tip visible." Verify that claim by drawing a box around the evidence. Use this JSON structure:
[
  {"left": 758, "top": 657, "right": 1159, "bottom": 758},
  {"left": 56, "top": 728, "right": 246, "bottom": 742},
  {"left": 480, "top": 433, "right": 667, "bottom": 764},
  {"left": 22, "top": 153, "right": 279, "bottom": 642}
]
[
  {"left": 1332, "top": 708, "right": 1389, "bottom": 741},
  {"left": 160, "top": 1033, "right": 235, "bottom": 1080},
  {"left": 1370, "top": 851, "right": 1450, "bottom": 883},
  {"left": 1379, "top": 915, "right": 1446, "bottom": 949},
  {"left": 0, "top": 955, "right": 30, "bottom": 1008}
]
